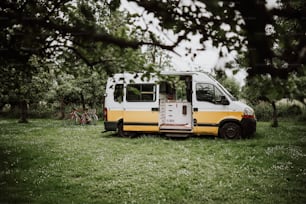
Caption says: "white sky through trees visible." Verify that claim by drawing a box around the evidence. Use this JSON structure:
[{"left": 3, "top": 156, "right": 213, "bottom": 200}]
[{"left": 120, "top": 0, "right": 279, "bottom": 86}]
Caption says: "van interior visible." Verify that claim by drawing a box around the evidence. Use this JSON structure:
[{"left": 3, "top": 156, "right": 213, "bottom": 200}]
[{"left": 159, "top": 75, "right": 193, "bottom": 131}]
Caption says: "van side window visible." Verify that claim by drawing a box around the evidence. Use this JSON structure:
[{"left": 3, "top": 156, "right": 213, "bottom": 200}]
[
  {"left": 114, "top": 84, "right": 124, "bottom": 102},
  {"left": 196, "top": 83, "right": 223, "bottom": 104},
  {"left": 126, "top": 84, "right": 156, "bottom": 102}
]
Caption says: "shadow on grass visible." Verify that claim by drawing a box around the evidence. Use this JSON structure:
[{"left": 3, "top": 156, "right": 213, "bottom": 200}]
[
  {"left": 100, "top": 131, "right": 255, "bottom": 141},
  {"left": 0, "top": 141, "right": 89, "bottom": 203},
  {"left": 0, "top": 145, "right": 35, "bottom": 203}
]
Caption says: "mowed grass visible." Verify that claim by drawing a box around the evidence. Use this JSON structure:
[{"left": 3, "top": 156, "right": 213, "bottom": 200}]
[{"left": 0, "top": 119, "right": 305, "bottom": 204}]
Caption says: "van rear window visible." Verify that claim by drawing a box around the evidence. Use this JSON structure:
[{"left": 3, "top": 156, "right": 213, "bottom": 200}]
[
  {"left": 114, "top": 84, "right": 124, "bottom": 102},
  {"left": 126, "top": 84, "right": 156, "bottom": 102}
]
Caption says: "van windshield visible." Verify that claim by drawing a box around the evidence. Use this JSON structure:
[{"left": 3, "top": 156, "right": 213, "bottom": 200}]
[{"left": 216, "top": 83, "right": 237, "bottom": 101}]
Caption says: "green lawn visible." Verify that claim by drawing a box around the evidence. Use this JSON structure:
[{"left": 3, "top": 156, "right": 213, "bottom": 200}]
[{"left": 0, "top": 119, "right": 305, "bottom": 204}]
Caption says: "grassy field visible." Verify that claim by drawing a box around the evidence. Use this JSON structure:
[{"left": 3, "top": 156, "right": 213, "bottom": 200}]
[{"left": 0, "top": 119, "right": 305, "bottom": 204}]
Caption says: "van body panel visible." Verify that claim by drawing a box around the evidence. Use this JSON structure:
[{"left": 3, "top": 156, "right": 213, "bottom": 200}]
[
  {"left": 195, "top": 111, "right": 242, "bottom": 123},
  {"left": 123, "top": 110, "right": 159, "bottom": 123},
  {"left": 123, "top": 110, "right": 159, "bottom": 132},
  {"left": 104, "top": 121, "right": 117, "bottom": 131},
  {"left": 194, "top": 126, "right": 219, "bottom": 135},
  {"left": 124, "top": 124, "right": 159, "bottom": 132},
  {"left": 193, "top": 111, "right": 242, "bottom": 135},
  {"left": 241, "top": 118, "right": 257, "bottom": 137},
  {"left": 104, "top": 71, "right": 256, "bottom": 138},
  {"left": 107, "top": 110, "right": 124, "bottom": 122}
]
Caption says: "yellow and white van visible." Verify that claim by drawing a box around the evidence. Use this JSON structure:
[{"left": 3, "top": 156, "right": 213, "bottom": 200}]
[{"left": 103, "top": 71, "right": 256, "bottom": 138}]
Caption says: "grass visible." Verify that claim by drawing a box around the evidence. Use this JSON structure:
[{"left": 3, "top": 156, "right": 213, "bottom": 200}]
[{"left": 0, "top": 119, "right": 305, "bottom": 204}]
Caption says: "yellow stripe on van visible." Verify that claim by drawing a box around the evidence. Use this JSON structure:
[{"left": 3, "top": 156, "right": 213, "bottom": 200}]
[
  {"left": 194, "top": 111, "right": 242, "bottom": 123},
  {"left": 124, "top": 125, "right": 159, "bottom": 132},
  {"left": 124, "top": 111, "right": 159, "bottom": 132},
  {"left": 124, "top": 111, "right": 159, "bottom": 122},
  {"left": 194, "top": 127, "right": 219, "bottom": 135}
]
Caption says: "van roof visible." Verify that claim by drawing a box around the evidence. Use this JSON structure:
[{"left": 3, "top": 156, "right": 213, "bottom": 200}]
[
  {"left": 161, "top": 71, "right": 204, "bottom": 76},
  {"left": 111, "top": 71, "right": 211, "bottom": 77},
  {"left": 109, "top": 71, "right": 217, "bottom": 84},
  {"left": 163, "top": 71, "right": 218, "bottom": 83}
]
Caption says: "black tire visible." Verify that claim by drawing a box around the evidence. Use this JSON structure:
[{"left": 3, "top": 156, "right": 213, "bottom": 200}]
[
  {"left": 117, "top": 121, "right": 126, "bottom": 137},
  {"left": 219, "top": 122, "right": 241, "bottom": 139},
  {"left": 117, "top": 121, "right": 137, "bottom": 138}
]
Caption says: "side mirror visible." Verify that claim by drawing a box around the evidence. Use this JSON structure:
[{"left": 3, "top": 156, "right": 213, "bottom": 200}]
[{"left": 221, "top": 96, "right": 230, "bottom": 105}]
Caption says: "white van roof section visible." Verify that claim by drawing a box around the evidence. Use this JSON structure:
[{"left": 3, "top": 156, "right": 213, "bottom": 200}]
[
  {"left": 109, "top": 71, "right": 217, "bottom": 84},
  {"left": 109, "top": 72, "right": 158, "bottom": 84},
  {"left": 161, "top": 71, "right": 216, "bottom": 83}
]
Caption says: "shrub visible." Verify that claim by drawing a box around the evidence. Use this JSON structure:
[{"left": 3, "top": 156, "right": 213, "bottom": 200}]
[
  {"left": 253, "top": 102, "right": 273, "bottom": 121},
  {"left": 297, "top": 109, "right": 306, "bottom": 122},
  {"left": 286, "top": 105, "right": 302, "bottom": 116},
  {"left": 277, "top": 104, "right": 303, "bottom": 122},
  {"left": 253, "top": 101, "right": 305, "bottom": 122}
]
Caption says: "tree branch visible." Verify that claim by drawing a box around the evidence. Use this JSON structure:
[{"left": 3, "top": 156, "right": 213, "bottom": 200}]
[
  {"left": 64, "top": 45, "right": 115, "bottom": 67},
  {"left": 270, "top": 7, "right": 305, "bottom": 19}
]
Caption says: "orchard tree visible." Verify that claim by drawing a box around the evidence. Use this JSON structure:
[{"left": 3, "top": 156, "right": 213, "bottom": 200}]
[
  {"left": 1, "top": 0, "right": 306, "bottom": 122},
  {"left": 241, "top": 76, "right": 289, "bottom": 127},
  {"left": 47, "top": 73, "right": 81, "bottom": 119},
  {"left": 0, "top": 56, "right": 52, "bottom": 122},
  {"left": 214, "top": 69, "right": 241, "bottom": 98},
  {"left": 122, "top": 0, "right": 306, "bottom": 78},
  {"left": 143, "top": 45, "right": 173, "bottom": 71},
  {"left": 2, "top": 0, "right": 305, "bottom": 78},
  {"left": 289, "top": 75, "right": 306, "bottom": 105},
  {"left": 0, "top": 0, "right": 149, "bottom": 121}
]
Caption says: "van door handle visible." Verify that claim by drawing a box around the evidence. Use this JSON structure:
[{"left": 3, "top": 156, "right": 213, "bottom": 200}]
[
  {"left": 193, "top": 108, "right": 198, "bottom": 112},
  {"left": 182, "top": 105, "right": 187, "bottom": 115},
  {"left": 152, "top": 108, "right": 159, "bottom": 111}
]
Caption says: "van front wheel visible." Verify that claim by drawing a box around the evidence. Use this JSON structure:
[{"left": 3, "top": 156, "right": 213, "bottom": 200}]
[{"left": 220, "top": 122, "right": 241, "bottom": 139}]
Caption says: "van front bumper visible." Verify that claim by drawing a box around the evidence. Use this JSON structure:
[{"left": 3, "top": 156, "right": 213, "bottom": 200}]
[
  {"left": 241, "top": 118, "right": 256, "bottom": 138},
  {"left": 104, "top": 121, "right": 117, "bottom": 131}
]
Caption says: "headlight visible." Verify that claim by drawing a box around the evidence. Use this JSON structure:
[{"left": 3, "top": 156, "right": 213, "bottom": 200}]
[{"left": 243, "top": 107, "right": 255, "bottom": 119}]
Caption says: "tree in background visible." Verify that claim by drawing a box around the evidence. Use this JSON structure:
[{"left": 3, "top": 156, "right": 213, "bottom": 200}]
[
  {"left": 214, "top": 69, "right": 241, "bottom": 99},
  {"left": 289, "top": 75, "right": 306, "bottom": 106},
  {"left": 47, "top": 73, "right": 81, "bottom": 119},
  {"left": 122, "top": 0, "right": 305, "bottom": 78},
  {"left": 0, "top": 0, "right": 155, "bottom": 121},
  {"left": 241, "top": 71, "right": 306, "bottom": 127},
  {"left": 1, "top": 0, "right": 305, "bottom": 122},
  {"left": 123, "top": 0, "right": 305, "bottom": 127},
  {"left": 0, "top": 56, "right": 52, "bottom": 122},
  {"left": 2, "top": 0, "right": 305, "bottom": 77},
  {"left": 143, "top": 45, "right": 174, "bottom": 71},
  {"left": 242, "top": 77, "right": 281, "bottom": 127}
]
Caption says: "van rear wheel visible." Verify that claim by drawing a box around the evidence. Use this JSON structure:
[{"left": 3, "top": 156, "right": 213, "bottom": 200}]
[
  {"left": 117, "top": 121, "right": 137, "bottom": 138},
  {"left": 220, "top": 122, "right": 241, "bottom": 139}
]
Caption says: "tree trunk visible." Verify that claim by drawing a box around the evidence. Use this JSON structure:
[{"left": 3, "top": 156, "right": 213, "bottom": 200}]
[
  {"left": 0, "top": 103, "right": 5, "bottom": 111},
  {"left": 91, "top": 87, "right": 96, "bottom": 109},
  {"left": 59, "top": 98, "right": 65, "bottom": 119},
  {"left": 81, "top": 92, "right": 86, "bottom": 111},
  {"left": 18, "top": 99, "right": 29, "bottom": 123},
  {"left": 271, "top": 101, "right": 278, "bottom": 127}
]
